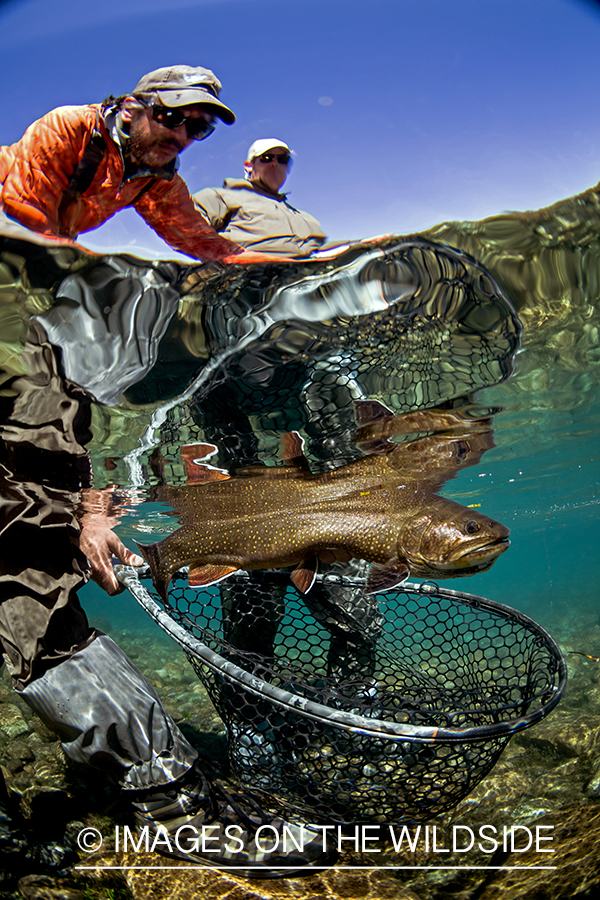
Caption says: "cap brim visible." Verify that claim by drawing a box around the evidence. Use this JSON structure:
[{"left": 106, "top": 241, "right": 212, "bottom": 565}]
[
  {"left": 248, "top": 140, "right": 292, "bottom": 160},
  {"left": 261, "top": 144, "right": 289, "bottom": 154},
  {"left": 155, "top": 88, "right": 235, "bottom": 123}
]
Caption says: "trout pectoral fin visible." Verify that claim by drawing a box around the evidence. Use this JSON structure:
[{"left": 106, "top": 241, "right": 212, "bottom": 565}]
[
  {"left": 279, "top": 432, "right": 311, "bottom": 472},
  {"left": 235, "top": 462, "right": 307, "bottom": 479},
  {"left": 185, "top": 465, "right": 230, "bottom": 485},
  {"left": 181, "top": 442, "right": 219, "bottom": 461},
  {"left": 353, "top": 398, "right": 394, "bottom": 426},
  {"left": 234, "top": 463, "right": 274, "bottom": 477},
  {"left": 188, "top": 563, "right": 240, "bottom": 587},
  {"left": 290, "top": 556, "right": 318, "bottom": 594},
  {"left": 366, "top": 558, "right": 410, "bottom": 594},
  {"left": 353, "top": 400, "right": 396, "bottom": 452},
  {"left": 280, "top": 431, "right": 304, "bottom": 459}
]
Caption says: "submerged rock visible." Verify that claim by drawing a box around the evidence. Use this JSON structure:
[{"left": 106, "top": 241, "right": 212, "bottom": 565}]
[{"left": 0, "top": 704, "right": 29, "bottom": 740}]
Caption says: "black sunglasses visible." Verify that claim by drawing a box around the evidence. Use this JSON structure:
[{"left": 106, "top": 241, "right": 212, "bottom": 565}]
[
  {"left": 150, "top": 104, "right": 216, "bottom": 141},
  {"left": 257, "top": 152, "right": 292, "bottom": 166}
]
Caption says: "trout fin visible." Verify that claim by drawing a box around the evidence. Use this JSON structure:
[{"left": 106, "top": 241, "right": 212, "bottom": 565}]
[
  {"left": 235, "top": 432, "right": 312, "bottom": 479},
  {"left": 235, "top": 463, "right": 305, "bottom": 479},
  {"left": 188, "top": 563, "right": 239, "bottom": 587},
  {"left": 366, "top": 558, "right": 410, "bottom": 594},
  {"left": 290, "top": 556, "right": 318, "bottom": 594},
  {"left": 234, "top": 463, "right": 273, "bottom": 477},
  {"left": 353, "top": 400, "right": 397, "bottom": 453},
  {"left": 280, "top": 431, "right": 311, "bottom": 472},
  {"left": 353, "top": 398, "right": 394, "bottom": 427},
  {"left": 134, "top": 540, "right": 172, "bottom": 602},
  {"left": 181, "top": 444, "right": 230, "bottom": 484}
]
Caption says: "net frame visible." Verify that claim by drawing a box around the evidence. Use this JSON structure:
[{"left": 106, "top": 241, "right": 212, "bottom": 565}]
[
  {"left": 118, "top": 567, "right": 565, "bottom": 743},
  {"left": 117, "top": 565, "right": 566, "bottom": 825}
]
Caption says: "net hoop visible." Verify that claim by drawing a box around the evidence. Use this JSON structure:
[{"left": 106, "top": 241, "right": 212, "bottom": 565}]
[{"left": 117, "top": 566, "right": 566, "bottom": 745}]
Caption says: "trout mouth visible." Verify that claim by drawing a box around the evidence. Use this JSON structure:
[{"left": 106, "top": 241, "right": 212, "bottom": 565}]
[
  {"left": 449, "top": 537, "right": 511, "bottom": 570},
  {"left": 408, "top": 536, "right": 510, "bottom": 577}
]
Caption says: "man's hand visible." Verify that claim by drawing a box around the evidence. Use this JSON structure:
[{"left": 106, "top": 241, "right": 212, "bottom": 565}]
[
  {"left": 220, "top": 249, "right": 293, "bottom": 264},
  {"left": 77, "top": 489, "right": 143, "bottom": 595}
]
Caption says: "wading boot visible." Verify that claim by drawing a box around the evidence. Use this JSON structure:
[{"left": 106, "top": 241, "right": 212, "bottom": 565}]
[{"left": 131, "top": 762, "right": 338, "bottom": 879}]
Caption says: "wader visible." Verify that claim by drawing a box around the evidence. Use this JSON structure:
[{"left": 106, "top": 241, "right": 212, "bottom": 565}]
[{"left": 0, "top": 322, "right": 197, "bottom": 789}]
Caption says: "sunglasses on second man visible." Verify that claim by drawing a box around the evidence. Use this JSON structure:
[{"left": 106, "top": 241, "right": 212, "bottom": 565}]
[
  {"left": 256, "top": 152, "right": 292, "bottom": 166},
  {"left": 150, "top": 104, "right": 217, "bottom": 141}
]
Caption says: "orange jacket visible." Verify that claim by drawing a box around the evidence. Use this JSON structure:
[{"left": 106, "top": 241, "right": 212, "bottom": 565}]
[{"left": 0, "top": 104, "right": 242, "bottom": 261}]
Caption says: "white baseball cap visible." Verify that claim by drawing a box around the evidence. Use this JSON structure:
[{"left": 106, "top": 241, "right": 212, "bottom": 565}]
[{"left": 246, "top": 138, "right": 292, "bottom": 160}]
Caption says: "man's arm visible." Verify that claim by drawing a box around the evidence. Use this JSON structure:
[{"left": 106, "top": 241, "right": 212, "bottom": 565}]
[
  {"left": 192, "top": 187, "right": 232, "bottom": 232},
  {"left": 0, "top": 106, "right": 95, "bottom": 234},
  {"left": 135, "top": 178, "right": 289, "bottom": 263},
  {"left": 134, "top": 177, "right": 247, "bottom": 260},
  {"left": 77, "top": 488, "right": 143, "bottom": 595}
]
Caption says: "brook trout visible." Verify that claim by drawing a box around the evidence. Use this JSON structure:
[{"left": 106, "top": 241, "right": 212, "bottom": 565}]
[{"left": 137, "top": 426, "right": 510, "bottom": 601}]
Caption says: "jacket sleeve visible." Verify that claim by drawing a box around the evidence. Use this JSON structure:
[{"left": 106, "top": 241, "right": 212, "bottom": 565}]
[
  {"left": 134, "top": 176, "right": 243, "bottom": 260},
  {"left": 192, "top": 187, "right": 232, "bottom": 232},
  {"left": 0, "top": 107, "right": 93, "bottom": 234}
]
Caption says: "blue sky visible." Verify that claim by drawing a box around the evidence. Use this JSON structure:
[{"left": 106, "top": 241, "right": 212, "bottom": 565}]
[{"left": 1, "top": 0, "right": 599, "bottom": 259}]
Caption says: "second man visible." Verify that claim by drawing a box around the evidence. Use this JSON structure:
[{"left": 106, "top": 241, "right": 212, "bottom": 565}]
[{"left": 193, "top": 138, "right": 326, "bottom": 257}]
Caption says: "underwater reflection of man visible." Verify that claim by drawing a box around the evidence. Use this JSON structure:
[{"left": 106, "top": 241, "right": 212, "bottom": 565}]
[
  {"left": 0, "top": 66, "right": 278, "bottom": 264},
  {"left": 193, "top": 138, "right": 326, "bottom": 257}
]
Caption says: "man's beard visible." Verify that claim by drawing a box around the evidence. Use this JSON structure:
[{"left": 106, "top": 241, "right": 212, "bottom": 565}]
[{"left": 128, "top": 130, "right": 183, "bottom": 169}]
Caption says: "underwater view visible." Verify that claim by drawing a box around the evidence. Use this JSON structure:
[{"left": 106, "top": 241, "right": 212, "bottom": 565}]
[
  {"left": 1, "top": 1, "right": 600, "bottom": 899},
  {"left": 1, "top": 176, "right": 599, "bottom": 900}
]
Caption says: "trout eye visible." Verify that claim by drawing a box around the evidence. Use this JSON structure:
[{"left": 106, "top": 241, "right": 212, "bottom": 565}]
[{"left": 464, "top": 520, "right": 480, "bottom": 535}]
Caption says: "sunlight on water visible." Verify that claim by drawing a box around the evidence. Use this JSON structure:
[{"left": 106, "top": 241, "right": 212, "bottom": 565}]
[{"left": 72, "top": 183, "right": 600, "bottom": 646}]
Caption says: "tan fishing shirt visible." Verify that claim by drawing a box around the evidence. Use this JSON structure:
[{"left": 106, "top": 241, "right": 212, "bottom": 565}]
[{"left": 193, "top": 178, "right": 326, "bottom": 257}]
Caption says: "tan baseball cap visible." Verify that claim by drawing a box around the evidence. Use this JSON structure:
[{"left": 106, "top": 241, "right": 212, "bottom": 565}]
[
  {"left": 132, "top": 65, "right": 235, "bottom": 123},
  {"left": 247, "top": 138, "right": 292, "bottom": 160}
]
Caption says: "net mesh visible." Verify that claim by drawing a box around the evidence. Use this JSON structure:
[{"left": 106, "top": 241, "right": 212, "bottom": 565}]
[
  {"left": 121, "top": 569, "right": 566, "bottom": 825},
  {"left": 117, "top": 238, "right": 563, "bottom": 824}
]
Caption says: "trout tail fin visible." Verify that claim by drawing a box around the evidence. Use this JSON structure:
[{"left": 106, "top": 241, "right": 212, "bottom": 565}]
[{"left": 134, "top": 540, "right": 171, "bottom": 602}]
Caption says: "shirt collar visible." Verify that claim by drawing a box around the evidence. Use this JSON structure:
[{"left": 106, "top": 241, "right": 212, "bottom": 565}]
[{"left": 245, "top": 175, "right": 288, "bottom": 200}]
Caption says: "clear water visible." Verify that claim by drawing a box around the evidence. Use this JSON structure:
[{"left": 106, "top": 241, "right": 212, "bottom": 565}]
[
  {"left": 77, "top": 216, "right": 600, "bottom": 648},
  {"left": 80, "top": 366, "right": 600, "bottom": 652}
]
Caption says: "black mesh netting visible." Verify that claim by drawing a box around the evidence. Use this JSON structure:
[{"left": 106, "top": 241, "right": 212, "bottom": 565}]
[
  {"left": 119, "top": 568, "right": 566, "bottom": 825},
  {"left": 120, "top": 237, "right": 523, "bottom": 478},
  {"left": 0, "top": 215, "right": 569, "bottom": 828}
]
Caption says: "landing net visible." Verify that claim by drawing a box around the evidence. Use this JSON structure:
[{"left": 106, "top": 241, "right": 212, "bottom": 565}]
[{"left": 119, "top": 567, "right": 566, "bottom": 825}]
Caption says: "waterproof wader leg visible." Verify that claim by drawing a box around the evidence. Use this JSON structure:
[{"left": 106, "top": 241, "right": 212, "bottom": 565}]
[
  {"left": 18, "top": 634, "right": 198, "bottom": 790},
  {"left": 302, "top": 571, "right": 383, "bottom": 687},
  {"left": 217, "top": 573, "right": 288, "bottom": 792},
  {"left": 0, "top": 324, "right": 197, "bottom": 791}
]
